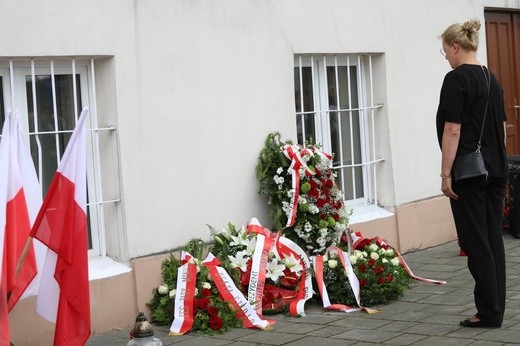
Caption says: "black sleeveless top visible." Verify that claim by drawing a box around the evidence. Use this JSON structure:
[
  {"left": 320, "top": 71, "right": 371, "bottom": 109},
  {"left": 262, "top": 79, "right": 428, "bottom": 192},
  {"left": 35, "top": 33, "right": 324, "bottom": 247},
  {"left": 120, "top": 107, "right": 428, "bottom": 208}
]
[{"left": 436, "top": 64, "right": 508, "bottom": 178}]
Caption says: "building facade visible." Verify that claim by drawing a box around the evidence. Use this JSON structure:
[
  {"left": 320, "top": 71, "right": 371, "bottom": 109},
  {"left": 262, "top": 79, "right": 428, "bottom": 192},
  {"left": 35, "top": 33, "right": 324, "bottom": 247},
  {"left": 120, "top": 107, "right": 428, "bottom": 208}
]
[{"left": 2, "top": 0, "right": 519, "bottom": 344}]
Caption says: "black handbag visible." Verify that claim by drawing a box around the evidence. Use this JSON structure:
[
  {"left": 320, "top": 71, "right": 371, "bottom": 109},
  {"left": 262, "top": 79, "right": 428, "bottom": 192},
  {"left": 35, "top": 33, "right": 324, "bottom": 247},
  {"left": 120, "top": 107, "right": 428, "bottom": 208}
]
[{"left": 452, "top": 66, "right": 491, "bottom": 182}]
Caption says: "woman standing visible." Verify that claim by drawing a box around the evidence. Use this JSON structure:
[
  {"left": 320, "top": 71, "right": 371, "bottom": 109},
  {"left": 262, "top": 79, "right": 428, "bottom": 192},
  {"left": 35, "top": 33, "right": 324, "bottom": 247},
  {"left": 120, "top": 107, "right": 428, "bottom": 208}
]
[{"left": 436, "top": 18, "right": 508, "bottom": 328}]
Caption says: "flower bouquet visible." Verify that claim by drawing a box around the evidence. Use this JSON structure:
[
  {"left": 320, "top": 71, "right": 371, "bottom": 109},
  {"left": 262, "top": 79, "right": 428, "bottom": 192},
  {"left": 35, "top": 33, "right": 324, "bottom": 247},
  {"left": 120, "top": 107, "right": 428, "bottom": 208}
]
[
  {"left": 147, "top": 239, "right": 242, "bottom": 335},
  {"left": 256, "top": 132, "right": 350, "bottom": 255},
  {"left": 211, "top": 222, "right": 304, "bottom": 314},
  {"left": 318, "top": 232, "right": 411, "bottom": 307}
]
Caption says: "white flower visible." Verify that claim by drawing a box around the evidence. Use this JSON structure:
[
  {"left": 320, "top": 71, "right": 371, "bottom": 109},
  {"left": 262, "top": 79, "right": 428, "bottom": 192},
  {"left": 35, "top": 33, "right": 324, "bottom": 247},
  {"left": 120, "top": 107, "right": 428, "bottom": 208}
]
[
  {"left": 276, "top": 167, "right": 284, "bottom": 175},
  {"left": 158, "top": 284, "right": 169, "bottom": 295},
  {"left": 218, "top": 227, "right": 232, "bottom": 240},
  {"left": 283, "top": 253, "right": 303, "bottom": 274},
  {"left": 354, "top": 250, "right": 364, "bottom": 259},
  {"left": 169, "top": 289, "right": 177, "bottom": 298},
  {"left": 230, "top": 226, "right": 249, "bottom": 247},
  {"left": 369, "top": 243, "right": 379, "bottom": 252},
  {"left": 273, "top": 175, "right": 285, "bottom": 185},
  {"left": 194, "top": 288, "right": 199, "bottom": 296},
  {"left": 308, "top": 204, "right": 320, "bottom": 214},
  {"left": 202, "top": 282, "right": 211, "bottom": 290},
  {"left": 304, "top": 222, "right": 313, "bottom": 233},
  {"left": 228, "top": 250, "right": 250, "bottom": 272},
  {"left": 328, "top": 259, "right": 338, "bottom": 269},
  {"left": 382, "top": 258, "right": 389, "bottom": 264},
  {"left": 386, "top": 249, "right": 395, "bottom": 257},
  {"left": 349, "top": 255, "right": 357, "bottom": 265},
  {"left": 390, "top": 257, "right": 400, "bottom": 266},
  {"left": 266, "top": 259, "right": 286, "bottom": 282},
  {"left": 246, "top": 237, "right": 257, "bottom": 254},
  {"left": 370, "top": 252, "right": 379, "bottom": 260}
]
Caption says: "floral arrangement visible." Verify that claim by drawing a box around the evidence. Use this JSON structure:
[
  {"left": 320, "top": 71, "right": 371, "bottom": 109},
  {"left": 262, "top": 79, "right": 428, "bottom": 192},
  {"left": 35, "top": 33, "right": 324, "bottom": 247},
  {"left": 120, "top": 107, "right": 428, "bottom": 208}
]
[
  {"left": 211, "top": 223, "right": 303, "bottom": 314},
  {"left": 321, "top": 233, "right": 411, "bottom": 307},
  {"left": 256, "top": 132, "right": 350, "bottom": 255},
  {"left": 147, "top": 239, "right": 242, "bottom": 335}
]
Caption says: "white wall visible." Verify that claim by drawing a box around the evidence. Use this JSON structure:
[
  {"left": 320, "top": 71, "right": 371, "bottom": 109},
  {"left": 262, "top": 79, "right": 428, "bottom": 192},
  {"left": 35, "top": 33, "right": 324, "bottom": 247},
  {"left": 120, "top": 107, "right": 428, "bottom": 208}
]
[{"left": 1, "top": 0, "right": 519, "bottom": 259}]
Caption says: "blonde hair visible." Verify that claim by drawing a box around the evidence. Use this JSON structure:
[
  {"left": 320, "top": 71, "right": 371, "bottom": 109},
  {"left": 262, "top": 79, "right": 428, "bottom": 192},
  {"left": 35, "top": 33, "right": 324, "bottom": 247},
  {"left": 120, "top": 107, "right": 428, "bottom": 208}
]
[{"left": 441, "top": 18, "right": 481, "bottom": 51}]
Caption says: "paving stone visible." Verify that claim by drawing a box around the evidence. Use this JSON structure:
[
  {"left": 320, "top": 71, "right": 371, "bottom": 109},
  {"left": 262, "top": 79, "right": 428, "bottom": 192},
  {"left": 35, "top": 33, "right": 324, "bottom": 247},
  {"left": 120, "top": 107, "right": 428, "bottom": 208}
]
[
  {"left": 234, "top": 331, "right": 304, "bottom": 345},
  {"left": 331, "top": 328, "right": 399, "bottom": 343},
  {"left": 383, "top": 333, "right": 429, "bottom": 345},
  {"left": 284, "top": 335, "right": 357, "bottom": 346}
]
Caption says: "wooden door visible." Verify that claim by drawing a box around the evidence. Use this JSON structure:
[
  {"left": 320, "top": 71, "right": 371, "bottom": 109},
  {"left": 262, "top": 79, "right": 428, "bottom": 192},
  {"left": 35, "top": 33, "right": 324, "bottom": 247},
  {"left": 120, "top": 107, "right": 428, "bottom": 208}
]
[{"left": 485, "top": 11, "right": 520, "bottom": 155}]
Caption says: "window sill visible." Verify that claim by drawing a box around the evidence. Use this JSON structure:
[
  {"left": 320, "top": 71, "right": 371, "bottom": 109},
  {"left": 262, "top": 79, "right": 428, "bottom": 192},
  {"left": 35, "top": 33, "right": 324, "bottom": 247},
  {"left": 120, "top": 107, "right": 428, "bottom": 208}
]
[
  {"left": 348, "top": 204, "right": 394, "bottom": 225},
  {"left": 88, "top": 256, "right": 132, "bottom": 281}
]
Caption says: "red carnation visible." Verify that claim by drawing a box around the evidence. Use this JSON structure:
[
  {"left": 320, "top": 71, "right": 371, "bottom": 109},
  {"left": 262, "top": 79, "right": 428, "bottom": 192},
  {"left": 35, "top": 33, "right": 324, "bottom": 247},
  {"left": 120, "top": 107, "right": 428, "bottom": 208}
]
[
  {"left": 368, "top": 259, "right": 376, "bottom": 267},
  {"left": 207, "top": 306, "right": 219, "bottom": 316},
  {"left": 316, "top": 198, "right": 326, "bottom": 208},
  {"left": 209, "top": 315, "right": 223, "bottom": 330},
  {"left": 334, "top": 200, "right": 343, "bottom": 209},
  {"left": 320, "top": 213, "right": 328, "bottom": 220},
  {"left": 308, "top": 188, "right": 320, "bottom": 199},
  {"left": 359, "top": 279, "right": 367, "bottom": 286},
  {"left": 201, "top": 288, "right": 212, "bottom": 297},
  {"left": 385, "top": 274, "right": 394, "bottom": 283},
  {"left": 358, "top": 264, "right": 367, "bottom": 273},
  {"left": 309, "top": 179, "right": 318, "bottom": 188},
  {"left": 315, "top": 168, "right": 322, "bottom": 176},
  {"left": 333, "top": 213, "right": 340, "bottom": 222},
  {"left": 325, "top": 179, "right": 334, "bottom": 188},
  {"left": 377, "top": 277, "right": 385, "bottom": 284}
]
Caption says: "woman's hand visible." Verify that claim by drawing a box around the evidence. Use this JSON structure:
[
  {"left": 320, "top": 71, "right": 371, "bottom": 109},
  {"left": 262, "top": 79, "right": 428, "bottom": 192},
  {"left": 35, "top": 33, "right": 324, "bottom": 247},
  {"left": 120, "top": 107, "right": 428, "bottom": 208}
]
[{"left": 441, "top": 177, "right": 458, "bottom": 199}]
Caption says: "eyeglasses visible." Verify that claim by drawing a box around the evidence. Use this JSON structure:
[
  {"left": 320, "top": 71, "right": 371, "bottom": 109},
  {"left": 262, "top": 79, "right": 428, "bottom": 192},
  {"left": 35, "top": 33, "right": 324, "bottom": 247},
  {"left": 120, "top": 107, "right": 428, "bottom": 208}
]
[{"left": 439, "top": 48, "right": 446, "bottom": 57}]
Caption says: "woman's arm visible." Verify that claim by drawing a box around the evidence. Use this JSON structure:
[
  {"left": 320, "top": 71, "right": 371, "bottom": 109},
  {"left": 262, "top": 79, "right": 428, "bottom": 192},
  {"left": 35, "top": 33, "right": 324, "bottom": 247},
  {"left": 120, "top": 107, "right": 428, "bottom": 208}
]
[{"left": 441, "top": 121, "right": 461, "bottom": 199}]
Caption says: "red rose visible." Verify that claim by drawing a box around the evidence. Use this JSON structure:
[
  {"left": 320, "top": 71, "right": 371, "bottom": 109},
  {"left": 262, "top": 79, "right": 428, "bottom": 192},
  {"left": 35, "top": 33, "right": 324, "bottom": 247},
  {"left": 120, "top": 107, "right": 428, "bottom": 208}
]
[
  {"left": 374, "top": 266, "right": 385, "bottom": 274},
  {"left": 315, "top": 168, "right": 322, "bottom": 176},
  {"left": 359, "top": 279, "right": 367, "bottom": 286},
  {"left": 309, "top": 179, "right": 318, "bottom": 189},
  {"left": 340, "top": 233, "right": 348, "bottom": 244},
  {"left": 358, "top": 264, "right": 367, "bottom": 273},
  {"left": 334, "top": 200, "right": 343, "bottom": 209},
  {"left": 201, "top": 288, "right": 212, "bottom": 297},
  {"left": 368, "top": 259, "right": 376, "bottom": 267},
  {"left": 197, "top": 298, "right": 210, "bottom": 310},
  {"left": 325, "top": 170, "right": 332, "bottom": 177},
  {"left": 207, "top": 306, "right": 219, "bottom": 316},
  {"left": 316, "top": 198, "right": 326, "bottom": 208},
  {"left": 209, "top": 315, "right": 223, "bottom": 330},
  {"left": 377, "top": 277, "right": 384, "bottom": 284},
  {"left": 355, "top": 239, "right": 370, "bottom": 250},
  {"left": 326, "top": 179, "right": 334, "bottom": 188},
  {"left": 385, "top": 274, "right": 393, "bottom": 283},
  {"left": 320, "top": 213, "right": 328, "bottom": 220},
  {"left": 333, "top": 213, "right": 340, "bottom": 222}
]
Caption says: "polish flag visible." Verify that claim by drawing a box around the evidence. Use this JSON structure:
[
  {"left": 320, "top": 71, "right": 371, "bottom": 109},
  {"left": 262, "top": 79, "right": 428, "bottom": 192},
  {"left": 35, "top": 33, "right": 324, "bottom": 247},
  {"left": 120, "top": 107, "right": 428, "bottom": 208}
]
[
  {"left": 30, "top": 108, "right": 91, "bottom": 345},
  {"left": 0, "top": 111, "right": 44, "bottom": 344}
]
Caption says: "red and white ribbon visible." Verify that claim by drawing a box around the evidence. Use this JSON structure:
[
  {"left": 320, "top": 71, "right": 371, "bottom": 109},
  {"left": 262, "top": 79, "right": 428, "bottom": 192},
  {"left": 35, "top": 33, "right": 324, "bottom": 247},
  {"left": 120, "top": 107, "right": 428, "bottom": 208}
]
[
  {"left": 203, "top": 254, "right": 274, "bottom": 330},
  {"left": 275, "top": 236, "right": 313, "bottom": 316},
  {"left": 246, "top": 218, "right": 277, "bottom": 314},
  {"left": 281, "top": 144, "right": 314, "bottom": 227},
  {"left": 169, "top": 251, "right": 198, "bottom": 335}
]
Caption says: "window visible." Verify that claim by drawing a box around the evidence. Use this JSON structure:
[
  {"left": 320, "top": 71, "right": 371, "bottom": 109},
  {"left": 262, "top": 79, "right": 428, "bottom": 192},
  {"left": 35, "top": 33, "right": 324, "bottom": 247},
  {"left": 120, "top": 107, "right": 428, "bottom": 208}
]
[
  {"left": 294, "top": 54, "right": 384, "bottom": 208},
  {"left": 0, "top": 57, "right": 119, "bottom": 258}
]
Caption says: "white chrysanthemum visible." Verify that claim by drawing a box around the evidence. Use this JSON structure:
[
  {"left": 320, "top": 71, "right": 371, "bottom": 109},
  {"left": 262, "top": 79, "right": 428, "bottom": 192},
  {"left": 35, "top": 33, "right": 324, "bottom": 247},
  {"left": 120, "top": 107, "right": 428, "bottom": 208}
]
[
  {"left": 308, "top": 204, "right": 320, "bottom": 214},
  {"left": 158, "top": 284, "right": 169, "bottom": 295}
]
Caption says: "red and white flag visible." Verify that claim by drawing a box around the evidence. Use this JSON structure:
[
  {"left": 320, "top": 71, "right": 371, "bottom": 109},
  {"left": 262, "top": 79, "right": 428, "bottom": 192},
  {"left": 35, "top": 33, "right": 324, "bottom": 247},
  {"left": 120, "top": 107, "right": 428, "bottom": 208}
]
[
  {"left": 30, "top": 108, "right": 91, "bottom": 345},
  {"left": 0, "top": 111, "right": 44, "bottom": 345}
]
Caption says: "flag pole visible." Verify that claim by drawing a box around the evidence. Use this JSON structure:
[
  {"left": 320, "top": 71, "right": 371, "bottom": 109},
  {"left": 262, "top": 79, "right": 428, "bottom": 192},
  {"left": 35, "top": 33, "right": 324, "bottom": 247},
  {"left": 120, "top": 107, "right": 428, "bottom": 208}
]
[{"left": 15, "top": 236, "right": 34, "bottom": 276}]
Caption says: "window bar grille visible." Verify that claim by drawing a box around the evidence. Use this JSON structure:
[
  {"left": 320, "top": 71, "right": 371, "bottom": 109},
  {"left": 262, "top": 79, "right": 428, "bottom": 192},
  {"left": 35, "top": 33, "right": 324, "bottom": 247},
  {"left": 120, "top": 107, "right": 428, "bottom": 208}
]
[
  {"left": 30, "top": 59, "right": 44, "bottom": 183},
  {"left": 310, "top": 55, "right": 317, "bottom": 143},
  {"left": 72, "top": 58, "right": 78, "bottom": 124},
  {"left": 9, "top": 60, "right": 15, "bottom": 111},
  {"left": 321, "top": 55, "right": 328, "bottom": 146},
  {"left": 298, "top": 55, "right": 306, "bottom": 140},
  {"left": 50, "top": 59, "right": 61, "bottom": 165},
  {"left": 89, "top": 57, "right": 108, "bottom": 258},
  {"left": 368, "top": 55, "right": 377, "bottom": 207},
  {"left": 347, "top": 55, "right": 357, "bottom": 201},
  {"left": 333, "top": 55, "right": 346, "bottom": 195}
]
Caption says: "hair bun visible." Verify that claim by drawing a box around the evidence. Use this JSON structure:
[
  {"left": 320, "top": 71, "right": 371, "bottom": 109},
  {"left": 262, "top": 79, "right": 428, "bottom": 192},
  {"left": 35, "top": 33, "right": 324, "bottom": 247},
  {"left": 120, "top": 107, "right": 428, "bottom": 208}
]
[{"left": 463, "top": 18, "right": 481, "bottom": 33}]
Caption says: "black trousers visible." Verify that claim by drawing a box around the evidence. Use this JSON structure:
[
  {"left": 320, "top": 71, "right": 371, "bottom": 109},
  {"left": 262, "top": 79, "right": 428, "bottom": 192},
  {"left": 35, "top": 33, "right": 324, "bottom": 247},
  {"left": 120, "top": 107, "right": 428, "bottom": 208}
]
[{"left": 450, "top": 175, "right": 507, "bottom": 324}]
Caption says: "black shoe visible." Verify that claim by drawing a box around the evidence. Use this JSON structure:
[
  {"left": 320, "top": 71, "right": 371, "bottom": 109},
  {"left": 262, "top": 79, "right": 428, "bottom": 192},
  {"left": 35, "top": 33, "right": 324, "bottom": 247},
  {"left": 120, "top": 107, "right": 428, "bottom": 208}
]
[{"left": 460, "top": 317, "right": 501, "bottom": 328}]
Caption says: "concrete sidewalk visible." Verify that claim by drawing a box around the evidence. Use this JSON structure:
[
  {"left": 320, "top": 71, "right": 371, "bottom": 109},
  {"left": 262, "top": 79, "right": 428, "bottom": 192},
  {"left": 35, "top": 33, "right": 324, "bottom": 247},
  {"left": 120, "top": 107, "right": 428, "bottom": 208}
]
[{"left": 87, "top": 235, "right": 520, "bottom": 345}]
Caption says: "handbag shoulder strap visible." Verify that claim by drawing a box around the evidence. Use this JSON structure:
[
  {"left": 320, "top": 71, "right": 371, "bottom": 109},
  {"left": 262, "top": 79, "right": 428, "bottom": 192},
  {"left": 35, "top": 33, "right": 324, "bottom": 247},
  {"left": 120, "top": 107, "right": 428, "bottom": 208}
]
[{"left": 477, "top": 66, "right": 491, "bottom": 150}]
